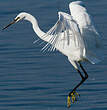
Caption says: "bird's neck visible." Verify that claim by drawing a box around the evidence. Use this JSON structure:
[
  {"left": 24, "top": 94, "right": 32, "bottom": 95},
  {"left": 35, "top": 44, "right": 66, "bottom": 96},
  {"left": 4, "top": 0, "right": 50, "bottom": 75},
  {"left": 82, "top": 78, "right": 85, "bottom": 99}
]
[{"left": 25, "top": 13, "right": 50, "bottom": 42}]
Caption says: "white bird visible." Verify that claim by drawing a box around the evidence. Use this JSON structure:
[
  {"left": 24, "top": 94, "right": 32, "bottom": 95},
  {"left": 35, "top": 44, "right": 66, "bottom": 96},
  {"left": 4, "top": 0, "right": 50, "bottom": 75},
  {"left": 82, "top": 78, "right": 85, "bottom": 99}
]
[{"left": 3, "top": 1, "right": 101, "bottom": 108}]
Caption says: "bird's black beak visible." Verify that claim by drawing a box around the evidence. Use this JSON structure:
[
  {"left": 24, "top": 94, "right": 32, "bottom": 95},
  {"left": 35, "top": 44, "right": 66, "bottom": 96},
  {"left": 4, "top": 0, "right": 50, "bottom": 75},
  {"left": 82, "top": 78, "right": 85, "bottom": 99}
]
[{"left": 2, "top": 17, "right": 20, "bottom": 30}]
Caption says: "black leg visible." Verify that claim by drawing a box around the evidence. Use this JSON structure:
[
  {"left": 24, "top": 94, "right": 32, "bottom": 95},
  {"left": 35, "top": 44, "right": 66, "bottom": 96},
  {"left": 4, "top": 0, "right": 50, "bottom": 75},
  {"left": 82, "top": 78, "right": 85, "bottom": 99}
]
[
  {"left": 67, "top": 62, "right": 89, "bottom": 108},
  {"left": 69, "top": 62, "right": 88, "bottom": 96},
  {"left": 67, "top": 68, "right": 86, "bottom": 108},
  {"left": 68, "top": 69, "right": 86, "bottom": 97},
  {"left": 79, "top": 62, "right": 88, "bottom": 79}
]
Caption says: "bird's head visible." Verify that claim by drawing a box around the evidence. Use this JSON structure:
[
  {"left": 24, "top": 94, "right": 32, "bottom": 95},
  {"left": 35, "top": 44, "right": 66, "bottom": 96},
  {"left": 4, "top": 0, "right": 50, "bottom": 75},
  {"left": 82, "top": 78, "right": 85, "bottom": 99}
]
[{"left": 2, "top": 12, "right": 28, "bottom": 30}]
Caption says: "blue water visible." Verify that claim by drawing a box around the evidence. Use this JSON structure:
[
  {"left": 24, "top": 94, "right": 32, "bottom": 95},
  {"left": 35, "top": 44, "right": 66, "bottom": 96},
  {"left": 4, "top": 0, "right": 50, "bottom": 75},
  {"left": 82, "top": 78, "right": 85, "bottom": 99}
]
[{"left": 0, "top": 0, "right": 107, "bottom": 110}]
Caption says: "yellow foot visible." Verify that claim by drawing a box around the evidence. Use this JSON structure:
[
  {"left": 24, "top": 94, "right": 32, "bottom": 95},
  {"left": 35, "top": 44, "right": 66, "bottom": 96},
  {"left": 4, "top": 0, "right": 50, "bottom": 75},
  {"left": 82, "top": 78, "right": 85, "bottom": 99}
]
[
  {"left": 71, "top": 91, "right": 80, "bottom": 103},
  {"left": 67, "top": 91, "right": 80, "bottom": 108},
  {"left": 67, "top": 96, "right": 71, "bottom": 108}
]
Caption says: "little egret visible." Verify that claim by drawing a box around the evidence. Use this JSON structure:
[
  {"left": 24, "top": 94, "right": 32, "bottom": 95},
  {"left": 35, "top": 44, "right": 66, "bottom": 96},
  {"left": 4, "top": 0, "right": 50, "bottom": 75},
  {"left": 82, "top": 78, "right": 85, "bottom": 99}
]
[{"left": 3, "top": 1, "right": 101, "bottom": 108}]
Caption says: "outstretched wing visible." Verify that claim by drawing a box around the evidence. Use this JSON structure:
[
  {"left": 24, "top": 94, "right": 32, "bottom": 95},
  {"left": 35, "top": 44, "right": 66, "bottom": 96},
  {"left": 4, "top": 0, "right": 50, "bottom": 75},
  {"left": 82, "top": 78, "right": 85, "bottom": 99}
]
[
  {"left": 69, "top": 1, "right": 102, "bottom": 51},
  {"left": 69, "top": 1, "right": 102, "bottom": 63},
  {"left": 41, "top": 12, "right": 84, "bottom": 52}
]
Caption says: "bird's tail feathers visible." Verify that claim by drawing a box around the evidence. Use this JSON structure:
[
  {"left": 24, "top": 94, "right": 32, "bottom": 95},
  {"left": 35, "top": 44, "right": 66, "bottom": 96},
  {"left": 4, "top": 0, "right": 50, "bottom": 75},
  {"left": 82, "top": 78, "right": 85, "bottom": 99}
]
[{"left": 85, "top": 53, "right": 101, "bottom": 64}]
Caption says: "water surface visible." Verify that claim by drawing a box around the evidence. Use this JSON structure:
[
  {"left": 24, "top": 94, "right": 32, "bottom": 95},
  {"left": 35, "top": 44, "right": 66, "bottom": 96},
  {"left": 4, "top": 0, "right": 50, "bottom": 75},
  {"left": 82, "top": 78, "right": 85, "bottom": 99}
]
[{"left": 0, "top": 0, "right": 107, "bottom": 110}]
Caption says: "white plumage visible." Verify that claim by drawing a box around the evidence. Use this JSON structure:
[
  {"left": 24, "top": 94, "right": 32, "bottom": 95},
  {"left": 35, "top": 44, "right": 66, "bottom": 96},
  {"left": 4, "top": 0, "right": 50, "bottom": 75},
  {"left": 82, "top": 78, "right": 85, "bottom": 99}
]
[
  {"left": 39, "top": 1, "right": 101, "bottom": 68},
  {"left": 3, "top": 1, "right": 101, "bottom": 69}
]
